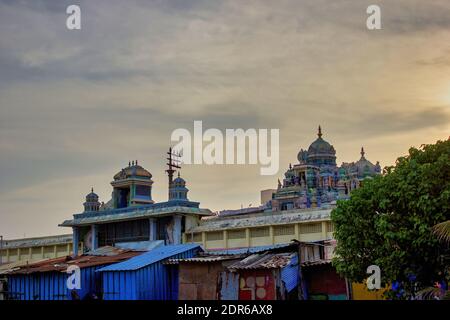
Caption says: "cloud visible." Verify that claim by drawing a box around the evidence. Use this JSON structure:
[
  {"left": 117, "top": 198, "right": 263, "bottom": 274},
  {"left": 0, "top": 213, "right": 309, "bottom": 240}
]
[{"left": 1, "top": 0, "right": 450, "bottom": 238}]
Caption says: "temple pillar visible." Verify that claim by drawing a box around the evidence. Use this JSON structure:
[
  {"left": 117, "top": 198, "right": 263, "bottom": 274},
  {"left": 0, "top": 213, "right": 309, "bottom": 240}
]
[
  {"left": 91, "top": 225, "right": 98, "bottom": 251},
  {"left": 72, "top": 227, "right": 79, "bottom": 257},
  {"left": 173, "top": 215, "right": 182, "bottom": 245},
  {"left": 149, "top": 218, "right": 157, "bottom": 241}
]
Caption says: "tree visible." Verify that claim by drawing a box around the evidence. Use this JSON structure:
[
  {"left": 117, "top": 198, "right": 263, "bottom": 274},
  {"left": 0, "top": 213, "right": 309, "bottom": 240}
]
[{"left": 331, "top": 139, "right": 450, "bottom": 299}]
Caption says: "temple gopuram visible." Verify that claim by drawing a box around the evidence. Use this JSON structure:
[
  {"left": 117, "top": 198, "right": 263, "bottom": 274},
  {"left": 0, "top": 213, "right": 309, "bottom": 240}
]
[{"left": 268, "top": 126, "right": 381, "bottom": 211}]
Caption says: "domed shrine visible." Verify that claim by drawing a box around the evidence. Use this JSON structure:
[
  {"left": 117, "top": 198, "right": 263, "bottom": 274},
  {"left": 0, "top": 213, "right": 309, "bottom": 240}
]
[
  {"left": 111, "top": 160, "right": 154, "bottom": 208},
  {"left": 169, "top": 173, "right": 189, "bottom": 201},
  {"left": 83, "top": 188, "right": 101, "bottom": 212},
  {"left": 269, "top": 126, "right": 381, "bottom": 211}
]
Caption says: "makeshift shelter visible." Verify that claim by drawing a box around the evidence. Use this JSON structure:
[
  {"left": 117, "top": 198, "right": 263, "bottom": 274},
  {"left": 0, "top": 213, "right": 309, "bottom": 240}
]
[
  {"left": 97, "top": 244, "right": 202, "bottom": 300},
  {"left": 5, "top": 246, "right": 141, "bottom": 300}
]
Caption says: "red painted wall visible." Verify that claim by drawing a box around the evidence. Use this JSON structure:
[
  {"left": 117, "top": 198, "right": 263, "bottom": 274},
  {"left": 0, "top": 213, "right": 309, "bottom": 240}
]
[
  {"left": 238, "top": 270, "right": 276, "bottom": 300},
  {"left": 304, "top": 265, "right": 347, "bottom": 298}
]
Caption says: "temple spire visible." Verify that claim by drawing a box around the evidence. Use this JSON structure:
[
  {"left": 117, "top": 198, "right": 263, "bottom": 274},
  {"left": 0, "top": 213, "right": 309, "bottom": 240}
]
[
  {"left": 318, "top": 125, "right": 322, "bottom": 138},
  {"left": 361, "top": 147, "right": 365, "bottom": 158}
]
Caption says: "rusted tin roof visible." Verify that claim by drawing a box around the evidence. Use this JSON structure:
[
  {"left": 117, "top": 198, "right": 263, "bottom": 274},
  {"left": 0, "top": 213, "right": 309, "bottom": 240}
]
[
  {"left": 228, "top": 252, "right": 296, "bottom": 270},
  {"left": 6, "top": 247, "right": 142, "bottom": 275},
  {"left": 301, "top": 259, "right": 332, "bottom": 267},
  {"left": 205, "top": 242, "right": 297, "bottom": 256},
  {"left": 165, "top": 255, "right": 244, "bottom": 264}
]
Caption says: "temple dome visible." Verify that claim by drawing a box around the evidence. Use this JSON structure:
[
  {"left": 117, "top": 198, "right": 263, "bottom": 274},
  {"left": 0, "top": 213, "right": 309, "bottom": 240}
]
[
  {"left": 173, "top": 176, "right": 186, "bottom": 186},
  {"left": 307, "top": 126, "right": 336, "bottom": 156},
  {"left": 169, "top": 173, "right": 189, "bottom": 201},
  {"left": 84, "top": 188, "right": 100, "bottom": 212},
  {"left": 85, "top": 188, "right": 99, "bottom": 202},
  {"left": 305, "top": 126, "right": 337, "bottom": 167},
  {"left": 354, "top": 147, "right": 379, "bottom": 175},
  {"left": 113, "top": 161, "right": 152, "bottom": 181},
  {"left": 297, "top": 149, "right": 308, "bottom": 164}
]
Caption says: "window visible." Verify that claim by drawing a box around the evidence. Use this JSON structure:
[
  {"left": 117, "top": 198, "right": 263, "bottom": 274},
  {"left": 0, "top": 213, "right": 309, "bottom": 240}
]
[
  {"left": 187, "top": 233, "right": 202, "bottom": 243},
  {"left": 228, "top": 229, "right": 246, "bottom": 239},
  {"left": 281, "top": 202, "right": 294, "bottom": 210},
  {"left": 274, "top": 225, "right": 295, "bottom": 236},
  {"left": 299, "top": 223, "right": 322, "bottom": 234},
  {"left": 135, "top": 185, "right": 150, "bottom": 196},
  {"left": 206, "top": 231, "right": 224, "bottom": 241},
  {"left": 98, "top": 219, "right": 150, "bottom": 246},
  {"left": 250, "top": 227, "right": 270, "bottom": 238},
  {"left": 326, "top": 222, "right": 334, "bottom": 232}
]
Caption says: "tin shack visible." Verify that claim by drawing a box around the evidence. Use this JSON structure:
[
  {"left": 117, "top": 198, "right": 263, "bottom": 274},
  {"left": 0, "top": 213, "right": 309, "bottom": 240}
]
[
  {"left": 5, "top": 246, "right": 141, "bottom": 300},
  {"left": 172, "top": 243, "right": 301, "bottom": 300},
  {"left": 97, "top": 244, "right": 202, "bottom": 300}
]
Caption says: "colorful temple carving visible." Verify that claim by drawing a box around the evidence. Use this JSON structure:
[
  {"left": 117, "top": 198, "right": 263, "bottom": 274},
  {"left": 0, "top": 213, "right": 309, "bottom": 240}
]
[{"left": 268, "top": 126, "right": 381, "bottom": 211}]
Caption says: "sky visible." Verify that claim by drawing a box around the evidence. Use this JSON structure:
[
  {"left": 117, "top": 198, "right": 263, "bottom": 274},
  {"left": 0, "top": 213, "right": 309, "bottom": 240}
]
[{"left": 0, "top": 0, "right": 449, "bottom": 239}]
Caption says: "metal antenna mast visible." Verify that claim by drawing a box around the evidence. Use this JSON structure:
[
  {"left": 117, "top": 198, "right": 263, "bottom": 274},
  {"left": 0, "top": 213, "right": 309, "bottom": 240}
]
[{"left": 166, "top": 147, "right": 181, "bottom": 188}]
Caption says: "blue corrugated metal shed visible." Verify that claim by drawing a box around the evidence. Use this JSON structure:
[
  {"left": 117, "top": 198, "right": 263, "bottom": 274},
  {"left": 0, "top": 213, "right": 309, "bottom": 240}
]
[
  {"left": 5, "top": 248, "right": 141, "bottom": 300},
  {"left": 97, "top": 244, "right": 202, "bottom": 300},
  {"left": 97, "top": 244, "right": 201, "bottom": 271},
  {"left": 8, "top": 265, "right": 104, "bottom": 300},
  {"left": 281, "top": 254, "right": 299, "bottom": 292}
]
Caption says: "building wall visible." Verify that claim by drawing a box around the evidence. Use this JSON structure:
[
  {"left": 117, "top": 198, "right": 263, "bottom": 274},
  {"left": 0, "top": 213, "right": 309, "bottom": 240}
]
[
  {"left": 238, "top": 270, "right": 276, "bottom": 300},
  {"left": 184, "top": 221, "right": 332, "bottom": 250},
  {"left": 178, "top": 262, "right": 224, "bottom": 300},
  {"left": 351, "top": 282, "right": 387, "bottom": 300},
  {"left": 1, "top": 243, "right": 82, "bottom": 265},
  {"left": 7, "top": 266, "right": 102, "bottom": 300},
  {"left": 101, "top": 248, "right": 199, "bottom": 300},
  {"left": 303, "top": 264, "right": 348, "bottom": 300}
]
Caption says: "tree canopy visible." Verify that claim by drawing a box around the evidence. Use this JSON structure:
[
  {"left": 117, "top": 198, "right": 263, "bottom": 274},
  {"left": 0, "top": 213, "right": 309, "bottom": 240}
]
[{"left": 331, "top": 139, "right": 450, "bottom": 299}]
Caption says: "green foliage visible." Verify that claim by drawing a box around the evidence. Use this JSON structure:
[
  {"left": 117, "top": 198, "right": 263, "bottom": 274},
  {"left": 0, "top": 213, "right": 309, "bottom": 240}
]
[{"left": 331, "top": 139, "right": 450, "bottom": 299}]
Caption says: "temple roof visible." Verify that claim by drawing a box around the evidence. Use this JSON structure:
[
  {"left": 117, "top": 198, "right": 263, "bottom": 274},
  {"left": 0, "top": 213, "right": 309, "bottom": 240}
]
[
  {"left": 307, "top": 126, "right": 336, "bottom": 156},
  {"left": 85, "top": 188, "right": 99, "bottom": 202},
  {"left": 60, "top": 204, "right": 212, "bottom": 227},
  {"left": 113, "top": 162, "right": 152, "bottom": 180}
]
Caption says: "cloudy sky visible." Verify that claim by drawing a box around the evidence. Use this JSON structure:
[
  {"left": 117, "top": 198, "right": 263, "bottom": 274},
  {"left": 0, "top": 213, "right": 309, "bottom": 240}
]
[{"left": 0, "top": 0, "right": 449, "bottom": 239}]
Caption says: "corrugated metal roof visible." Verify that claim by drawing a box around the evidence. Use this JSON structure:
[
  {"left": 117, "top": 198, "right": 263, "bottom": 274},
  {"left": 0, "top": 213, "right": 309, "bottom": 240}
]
[
  {"left": 301, "top": 259, "right": 332, "bottom": 267},
  {"left": 97, "top": 244, "right": 202, "bottom": 272},
  {"left": 228, "top": 252, "right": 296, "bottom": 270},
  {"left": 165, "top": 255, "right": 244, "bottom": 264},
  {"left": 281, "top": 254, "right": 299, "bottom": 292},
  {"left": 206, "top": 242, "right": 296, "bottom": 256},
  {"left": 0, "top": 259, "right": 48, "bottom": 275},
  {"left": 6, "top": 248, "right": 142, "bottom": 275}
]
